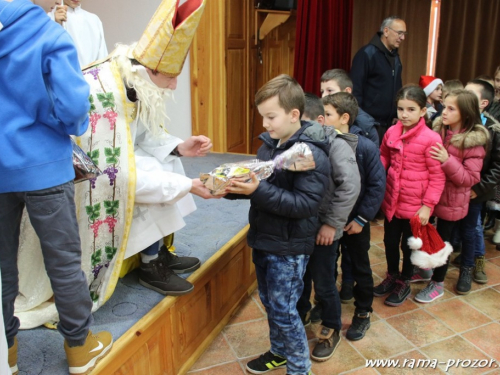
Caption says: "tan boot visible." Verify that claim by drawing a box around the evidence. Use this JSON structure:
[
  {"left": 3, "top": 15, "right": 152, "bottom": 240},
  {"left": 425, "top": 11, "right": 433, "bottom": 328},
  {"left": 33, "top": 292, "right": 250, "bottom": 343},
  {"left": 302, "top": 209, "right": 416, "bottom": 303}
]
[
  {"left": 65, "top": 330, "right": 113, "bottom": 375},
  {"left": 8, "top": 336, "right": 18, "bottom": 375},
  {"left": 473, "top": 256, "right": 488, "bottom": 284},
  {"left": 311, "top": 325, "right": 340, "bottom": 362}
]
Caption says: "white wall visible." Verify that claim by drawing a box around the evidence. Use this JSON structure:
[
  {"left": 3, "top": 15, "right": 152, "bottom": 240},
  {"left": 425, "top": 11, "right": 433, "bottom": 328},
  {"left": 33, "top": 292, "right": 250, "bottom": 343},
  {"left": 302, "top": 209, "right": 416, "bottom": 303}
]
[{"left": 83, "top": 0, "right": 192, "bottom": 140}]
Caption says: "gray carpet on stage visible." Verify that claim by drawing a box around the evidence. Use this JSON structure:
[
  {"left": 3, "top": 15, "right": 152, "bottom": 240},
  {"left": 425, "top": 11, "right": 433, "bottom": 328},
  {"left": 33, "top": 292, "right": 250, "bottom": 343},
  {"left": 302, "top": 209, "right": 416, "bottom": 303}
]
[{"left": 16, "top": 153, "right": 253, "bottom": 375}]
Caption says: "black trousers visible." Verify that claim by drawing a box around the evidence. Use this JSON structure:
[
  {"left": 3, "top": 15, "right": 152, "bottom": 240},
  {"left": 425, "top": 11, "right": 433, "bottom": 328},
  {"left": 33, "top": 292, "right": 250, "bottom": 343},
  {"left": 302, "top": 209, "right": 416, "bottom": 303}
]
[
  {"left": 339, "top": 223, "right": 373, "bottom": 313},
  {"left": 432, "top": 218, "right": 458, "bottom": 282},
  {"left": 384, "top": 217, "right": 413, "bottom": 280}
]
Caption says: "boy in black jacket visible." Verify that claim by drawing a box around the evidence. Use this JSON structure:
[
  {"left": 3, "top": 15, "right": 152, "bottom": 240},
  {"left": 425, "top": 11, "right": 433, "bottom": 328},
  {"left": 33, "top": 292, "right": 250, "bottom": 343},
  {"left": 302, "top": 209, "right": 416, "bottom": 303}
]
[
  {"left": 226, "top": 75, "right": 330, "bottom": 375},
  {"left": 323, "top": 93, "right": 386, "bottom": 341}
]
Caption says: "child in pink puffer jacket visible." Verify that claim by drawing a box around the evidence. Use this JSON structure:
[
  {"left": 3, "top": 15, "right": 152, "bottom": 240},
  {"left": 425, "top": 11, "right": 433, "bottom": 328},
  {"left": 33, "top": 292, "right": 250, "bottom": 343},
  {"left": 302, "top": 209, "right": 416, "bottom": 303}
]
[
  {"left": 375, "top": 86, "right": 446, "bottom": 307},
  {"left": 414, "top": 89, "right": 488, "bottom": 303}
]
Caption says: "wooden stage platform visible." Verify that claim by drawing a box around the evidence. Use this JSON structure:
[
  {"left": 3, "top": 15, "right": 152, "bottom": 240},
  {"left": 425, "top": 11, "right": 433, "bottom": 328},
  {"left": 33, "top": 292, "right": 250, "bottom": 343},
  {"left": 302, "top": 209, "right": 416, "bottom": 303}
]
[{"left": 93, "top": 225, "right": 256, "bottom": 375}]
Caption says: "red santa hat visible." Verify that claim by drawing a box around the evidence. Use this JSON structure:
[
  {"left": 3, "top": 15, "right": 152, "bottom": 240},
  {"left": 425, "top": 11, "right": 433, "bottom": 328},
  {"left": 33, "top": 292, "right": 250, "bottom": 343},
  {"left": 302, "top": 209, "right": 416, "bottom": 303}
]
[
  {"left": 419, "top": 75, "right": 444, "bottom": 97},
  {"left": 408, "top": 216, "right": 453, "bottom": 269}
]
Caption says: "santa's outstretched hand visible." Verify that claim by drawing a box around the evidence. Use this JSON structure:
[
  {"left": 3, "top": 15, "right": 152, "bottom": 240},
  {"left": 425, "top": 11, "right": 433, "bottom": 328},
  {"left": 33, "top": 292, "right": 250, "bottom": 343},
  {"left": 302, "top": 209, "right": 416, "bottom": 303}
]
[{"left": 177, "top": 135, "right": 212, "bottom": 157}]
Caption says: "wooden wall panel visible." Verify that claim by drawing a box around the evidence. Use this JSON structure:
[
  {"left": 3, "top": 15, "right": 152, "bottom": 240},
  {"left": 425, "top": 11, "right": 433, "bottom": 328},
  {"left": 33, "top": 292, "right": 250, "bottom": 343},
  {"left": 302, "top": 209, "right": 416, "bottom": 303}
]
[
  {"left": 227, "top": 0, "right": 246, "bottom": 40},
  {"left": 173, "top": 281, "right": 215, "bottom": 368},
  {"left": 93, "top": 228, "right": 257, "bottom": 375},
  {"left": 226, "top": 0, "right": 249, "bottom": 154},
  {"left": 190, "top": 0, "right": 226, "bottom": 152},
  {"left": 192, "top": 1, "right": 295, "bottom": 154},
  {"left": 250, "top": 12, "right": 296, "bottom": 154},
  {"left": 113, "top": 331, "right": 169, "bottom": 375},
  {"left": 216, "top": 243, "right": 246, "bottom": 315}
]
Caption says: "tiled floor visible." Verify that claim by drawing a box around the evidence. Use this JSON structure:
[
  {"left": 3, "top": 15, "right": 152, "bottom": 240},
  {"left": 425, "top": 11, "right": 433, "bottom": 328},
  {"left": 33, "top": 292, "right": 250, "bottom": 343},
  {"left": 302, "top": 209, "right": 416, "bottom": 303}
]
[{"left": 188, "top": 220, "right": 500, "bottom": 375}]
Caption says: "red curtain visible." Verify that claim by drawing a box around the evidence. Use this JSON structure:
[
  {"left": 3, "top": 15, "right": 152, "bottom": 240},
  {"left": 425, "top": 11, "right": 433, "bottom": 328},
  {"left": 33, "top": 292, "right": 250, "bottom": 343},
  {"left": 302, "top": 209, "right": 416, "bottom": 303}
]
[{"left": 293, "top": 0, "right": 354, "bottom": 96}]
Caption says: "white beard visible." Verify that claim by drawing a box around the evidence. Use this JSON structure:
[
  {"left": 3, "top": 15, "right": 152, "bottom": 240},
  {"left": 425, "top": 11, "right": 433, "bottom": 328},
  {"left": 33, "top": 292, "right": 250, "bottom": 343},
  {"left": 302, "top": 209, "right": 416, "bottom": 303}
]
[
  {"left": 133, "top": 73, "right": 174, "bottom": 138},
  {"left": 113, "top": 44, "right": 174, "bottom": 138}
]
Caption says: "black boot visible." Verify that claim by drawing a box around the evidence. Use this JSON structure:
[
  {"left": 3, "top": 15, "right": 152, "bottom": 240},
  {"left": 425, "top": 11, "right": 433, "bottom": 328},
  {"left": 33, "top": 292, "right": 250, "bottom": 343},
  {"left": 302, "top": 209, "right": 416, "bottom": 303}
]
[
  {"left": 373, "top": 273, "right": 398, "bottom": 296},
  {"left": 456, "top": 266, "right": 473, "bottom": 295},
  {"left": 139, "top": 257, "right": 194, "bottom": 295},
  {"left": 346, "top": 312, "right": 371, "bottom": 341},
  {"left": 159, "top": 245, "right": 201, "bottom": 274},
  {"left": 339, "top": 281, "right": 354, "bottom": 303},
  {"left": 309, "top": 303, "right": 323, "bottom": 323},
  {"left": 384, "top": 278, "right": 411, "bottom": 307},
  {"left": 484, "top": 212, "right": 495, "bottom": 230}
]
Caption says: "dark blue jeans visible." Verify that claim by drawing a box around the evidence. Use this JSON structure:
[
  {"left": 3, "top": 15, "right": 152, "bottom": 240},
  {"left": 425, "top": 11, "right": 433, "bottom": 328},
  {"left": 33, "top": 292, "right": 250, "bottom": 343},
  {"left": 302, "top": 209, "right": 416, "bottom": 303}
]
[
  {"left": 460, "top": 202, "right": 483, "bottom": 267},
  {"left": 142, "top": 240, "right": 160, "bottom": 255},
  {"left": 450, "top": 204, "right": 485, "bottom": 258},
  {"left": 475, "top": 208, "right": 486, "bottom": 257},
  {"left": 297, "top": 240, "right": 342, "bottom": 331},
  {"left": 0, "top": 182, "right": 93, "bottom": 347},
  {"left": 253, "top": 249, "right": 311, "bottom": 375}
]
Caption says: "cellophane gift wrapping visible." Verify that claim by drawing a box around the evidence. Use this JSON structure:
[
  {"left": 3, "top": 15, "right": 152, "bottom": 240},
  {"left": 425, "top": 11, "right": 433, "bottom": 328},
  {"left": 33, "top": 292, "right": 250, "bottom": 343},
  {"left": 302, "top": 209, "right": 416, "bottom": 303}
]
[
  {"left": 200, "top": 142, "right": 315, "bottom": 195},
  {"left": 72, "top": 138, "right": 102, "bottom": 183}
]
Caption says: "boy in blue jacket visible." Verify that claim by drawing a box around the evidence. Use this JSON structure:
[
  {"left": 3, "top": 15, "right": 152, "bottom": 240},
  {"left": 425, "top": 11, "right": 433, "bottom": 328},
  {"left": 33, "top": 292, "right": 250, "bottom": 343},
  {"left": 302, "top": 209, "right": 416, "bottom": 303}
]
[
  {"left": 320, "top": 69, "right": 379, "bottom": 146},
  {"left": 323, "top": 93, "right": 385, "bottom": 341},
  {"left": 0, "top": 1, "right": 112, "bottom": 374},
  {"left": 298, "top": 93, "right": 360, "bottom": 361},
  {"left": 226, "top": 74, "right": 330, "bottom": 375}
]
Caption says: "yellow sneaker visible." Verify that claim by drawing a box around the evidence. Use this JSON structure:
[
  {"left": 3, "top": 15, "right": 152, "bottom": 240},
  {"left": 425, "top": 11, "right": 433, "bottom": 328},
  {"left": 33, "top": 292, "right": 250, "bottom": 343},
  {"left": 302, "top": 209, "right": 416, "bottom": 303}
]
[
  {"left": 64, "top": 330, "right": 113, "bottom": 375},
  {"left": 8, "top": 336, "right": 18, "bottom": 375}
]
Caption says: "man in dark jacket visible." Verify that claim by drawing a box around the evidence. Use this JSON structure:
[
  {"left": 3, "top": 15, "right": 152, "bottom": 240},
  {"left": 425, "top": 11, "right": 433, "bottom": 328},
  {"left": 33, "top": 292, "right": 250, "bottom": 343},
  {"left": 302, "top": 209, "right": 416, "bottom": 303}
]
[{"left": 350, "top": 16, "right": 406, "bottom": 140}]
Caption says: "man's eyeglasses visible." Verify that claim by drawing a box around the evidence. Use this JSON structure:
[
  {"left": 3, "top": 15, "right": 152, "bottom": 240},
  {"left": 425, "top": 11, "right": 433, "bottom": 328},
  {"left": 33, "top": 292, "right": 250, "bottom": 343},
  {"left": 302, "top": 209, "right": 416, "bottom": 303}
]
[{"left": 388, "top": 27, "right": 408, "bottom": 37}]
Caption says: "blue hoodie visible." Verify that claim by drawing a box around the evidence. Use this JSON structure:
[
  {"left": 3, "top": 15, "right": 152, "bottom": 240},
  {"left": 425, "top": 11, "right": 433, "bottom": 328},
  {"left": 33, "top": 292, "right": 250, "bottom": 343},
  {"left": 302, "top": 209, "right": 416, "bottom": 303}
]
[{"left": 0, "top": 0, "right": 90, "bottom": 192}]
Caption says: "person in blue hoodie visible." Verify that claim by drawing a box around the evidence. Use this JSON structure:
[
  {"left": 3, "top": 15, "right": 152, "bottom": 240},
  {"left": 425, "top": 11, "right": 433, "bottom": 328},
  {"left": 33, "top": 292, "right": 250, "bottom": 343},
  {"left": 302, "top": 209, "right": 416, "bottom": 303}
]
[{"left": 0, "top": 1, "right": 112, "bottom": 374}]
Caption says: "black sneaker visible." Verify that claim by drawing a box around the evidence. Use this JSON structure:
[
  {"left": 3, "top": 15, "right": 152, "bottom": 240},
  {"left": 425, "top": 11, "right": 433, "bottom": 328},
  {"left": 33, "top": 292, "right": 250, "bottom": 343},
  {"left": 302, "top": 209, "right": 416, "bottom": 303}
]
[
  {"left": 456, "top": 266, "right": 474, "bottom": 295},
  {"left": 346, "top": 312, "right": 371, "bottom": 341},
  {"left": 311, "top": 326, "right": 341, "bottom": 362},
  {"left": 159, "top": 245, "right": 201, "bottom": 274},
  {"left": 339, "top": 282, "right": 354, "bottom": 303},
  {"left": 246, "top": 351, "right": 286, "bottom": 374},
  {"left": 139, "top": 258, "right": 194, "bottom": 295},
  {"left": 373, "top": 273, "right": 398, "bottom": 296},
  {"left": 310, "top": 303, "right": 322, "bottom": 323},
  {"left": 384, "top": 278, "right": 411, "bottom": 306}
]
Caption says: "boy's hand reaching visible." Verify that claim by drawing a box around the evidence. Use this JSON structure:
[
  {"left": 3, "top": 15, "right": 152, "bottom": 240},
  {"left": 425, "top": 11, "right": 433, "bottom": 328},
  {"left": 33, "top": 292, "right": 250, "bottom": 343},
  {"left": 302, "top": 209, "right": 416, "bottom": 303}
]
[
  {"left": 316, "top": 224, "right": 336, "bottom": 246},
  {"left": 344, "top": 220, "right": 363, "bottom": 235},
  {"left": 177, "top": 135, "right": 212, "bottom": 157},
  {"left": 54, "top": 5, "right": 68, "bottom": 25},
  {"left": 225, "top": 173, "right": 259, "bottom": 195}
]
